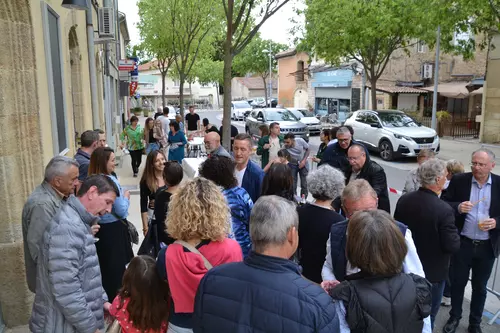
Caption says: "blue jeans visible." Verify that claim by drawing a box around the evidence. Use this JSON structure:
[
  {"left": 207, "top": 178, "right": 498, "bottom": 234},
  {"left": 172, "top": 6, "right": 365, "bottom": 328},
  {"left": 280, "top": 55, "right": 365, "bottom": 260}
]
[
  {"left": 146, "top": 142, "right": 160, "bottom": 154},
  {"left": 430, "top": 280, "right": 445, "bottom": 329},
  {"left": 289, "top": 164, "right": 308, "bottom": 198},
  {"left": 450, "top": 237, "right": 496, "bottom": 327}
]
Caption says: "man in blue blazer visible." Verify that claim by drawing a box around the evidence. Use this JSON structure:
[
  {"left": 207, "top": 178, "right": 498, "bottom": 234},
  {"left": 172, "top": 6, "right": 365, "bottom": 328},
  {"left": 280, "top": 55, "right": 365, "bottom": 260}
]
[{"left": 232, "top": 133, "right": 264, "bottom": 203}]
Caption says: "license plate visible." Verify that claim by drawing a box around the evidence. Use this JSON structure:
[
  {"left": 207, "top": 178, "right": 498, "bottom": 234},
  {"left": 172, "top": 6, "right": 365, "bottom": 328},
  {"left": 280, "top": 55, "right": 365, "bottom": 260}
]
[{"left": 419, "top": 144, "right": 432, "bottom": 149}]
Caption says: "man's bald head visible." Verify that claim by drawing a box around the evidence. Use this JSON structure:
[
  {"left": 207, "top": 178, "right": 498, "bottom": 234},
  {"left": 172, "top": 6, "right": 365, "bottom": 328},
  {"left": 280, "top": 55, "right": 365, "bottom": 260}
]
[{"left": 204, "top": 132, "right": 221, "bottom": 153}]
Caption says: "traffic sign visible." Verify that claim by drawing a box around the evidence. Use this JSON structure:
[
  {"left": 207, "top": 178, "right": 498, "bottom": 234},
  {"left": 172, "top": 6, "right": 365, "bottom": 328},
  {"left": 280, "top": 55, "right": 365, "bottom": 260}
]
[{"left": 119, "top": 59, "right": 135, "bottom": 71}]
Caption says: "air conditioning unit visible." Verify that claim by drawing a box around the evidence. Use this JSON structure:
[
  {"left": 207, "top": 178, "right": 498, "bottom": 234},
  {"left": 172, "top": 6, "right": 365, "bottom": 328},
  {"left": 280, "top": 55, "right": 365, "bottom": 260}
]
[
  {"left": 422, "top": 63, "right": 433, "bottom": 79},
  {"left": 98, "top": 7, "right": 115, "bottom": 39}
]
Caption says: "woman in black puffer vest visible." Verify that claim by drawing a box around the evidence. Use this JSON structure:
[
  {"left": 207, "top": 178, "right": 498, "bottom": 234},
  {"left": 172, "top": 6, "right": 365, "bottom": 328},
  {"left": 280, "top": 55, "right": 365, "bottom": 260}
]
[{"left": 329, "top": 210, "right": 432, "bottom": 333}]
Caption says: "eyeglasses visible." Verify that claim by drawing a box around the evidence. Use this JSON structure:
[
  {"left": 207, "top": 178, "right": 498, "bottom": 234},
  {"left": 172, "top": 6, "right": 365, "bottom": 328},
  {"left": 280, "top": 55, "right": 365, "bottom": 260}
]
[
  {"left": 471, "top": 162, "right": 488, "bottom": 168},
  {"left": 338, "top": 138, "right": 350, "bottom": 143},
  {"left": 348, "top": 155, "right": 363, "bottom": 161}
]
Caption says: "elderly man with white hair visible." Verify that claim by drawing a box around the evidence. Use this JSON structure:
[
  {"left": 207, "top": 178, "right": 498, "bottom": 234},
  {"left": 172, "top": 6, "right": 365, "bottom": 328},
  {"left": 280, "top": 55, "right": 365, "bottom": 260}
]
[
  {"left": 22, "top": 156, "right": 80, "bottom": 293},
  {"left": 193, "top": 195, "right": 344, "bottom": 333},
  {"left": 395, "top": 159, "right": 460, "bottom": 329},
  {"left": 298, "top": 165, "right": 346, "bottom": 283}
]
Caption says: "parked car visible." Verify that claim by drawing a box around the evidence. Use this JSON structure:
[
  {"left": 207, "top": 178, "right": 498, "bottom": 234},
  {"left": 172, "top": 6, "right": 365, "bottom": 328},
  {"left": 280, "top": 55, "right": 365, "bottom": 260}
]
[
  {"left": 288, "top": 108, "right": 322, "bottom": 135},
  {"left": 250, "top": 97, "right": 266, "bottom": 108},
  {"left": 231, "top": 101, "right": 253, "bottom": 120},
  {"left": 245, "top": 108, "right": 310, "bottom": 142},
  {"left": 344, "top": 109, "right": 440, "bottom": 161}
]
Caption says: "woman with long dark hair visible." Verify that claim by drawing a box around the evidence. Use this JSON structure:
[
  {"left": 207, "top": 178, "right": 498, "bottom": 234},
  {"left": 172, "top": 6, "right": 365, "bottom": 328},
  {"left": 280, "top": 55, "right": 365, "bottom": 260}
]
[
  {"left": 144, "top": 117, "right": 160, "bottom": 155},
  {"left": 261, "top": 163, "right": 297, "bottom": 203},
  {"left": 88, "top": 147, "right": 133, "bottom": 301},
  {"left": 140, "top": 150, "right": 166, "bottom": 236},
  {"left": 109, "top": 255, "right": 169, "bottom": 333}
]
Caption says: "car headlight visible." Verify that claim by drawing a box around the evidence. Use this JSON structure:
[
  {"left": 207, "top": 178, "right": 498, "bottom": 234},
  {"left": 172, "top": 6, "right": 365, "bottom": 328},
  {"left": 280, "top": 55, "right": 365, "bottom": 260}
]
[{"left": 393, "top": 133, "right": 412, "bottom": 141}]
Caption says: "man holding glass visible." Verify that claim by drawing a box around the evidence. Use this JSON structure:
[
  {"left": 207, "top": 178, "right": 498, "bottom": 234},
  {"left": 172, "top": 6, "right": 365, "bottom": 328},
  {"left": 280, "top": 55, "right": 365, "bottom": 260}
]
[{"left": 442, "top": 148, "right": 500, "bottom": 333}]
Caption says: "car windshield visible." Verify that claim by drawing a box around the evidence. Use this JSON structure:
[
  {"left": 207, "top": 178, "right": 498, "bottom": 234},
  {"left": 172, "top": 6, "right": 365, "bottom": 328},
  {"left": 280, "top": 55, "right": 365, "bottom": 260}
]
[
  {"left": 233, "top": 101, "right": 251, "bottom": 109},
  {"left": 378, "top": 113, "right": 419, "bottom": 128},
  {"left": 265, "top": 110, "right": 298, "bottom": 121},
  {"left": 290, "top": 110, "right": 303, "bottom": 119},
  {"left": 298, "top": 109, "right": 315, "bottom": 117}
]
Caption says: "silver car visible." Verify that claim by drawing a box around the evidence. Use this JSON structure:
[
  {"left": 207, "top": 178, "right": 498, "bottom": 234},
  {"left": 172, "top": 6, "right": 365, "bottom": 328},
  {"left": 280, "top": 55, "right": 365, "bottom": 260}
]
[{"left": 245, "top": 108, "right": 310, "bottom": 142}]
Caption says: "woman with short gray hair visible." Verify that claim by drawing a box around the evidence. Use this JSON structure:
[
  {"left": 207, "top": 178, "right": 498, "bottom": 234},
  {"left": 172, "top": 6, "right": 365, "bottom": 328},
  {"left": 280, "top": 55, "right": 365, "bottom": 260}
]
[
  {"left": 403, "top": 149, "right": 436, "bottom": 194},
  {"left": 297, "top": 165, "right": 346, "bottom": 283}
]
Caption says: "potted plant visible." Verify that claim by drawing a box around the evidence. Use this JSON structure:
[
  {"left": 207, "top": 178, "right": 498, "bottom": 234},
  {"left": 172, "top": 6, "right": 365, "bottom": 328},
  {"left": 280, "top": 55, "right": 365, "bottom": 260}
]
[{"left": 132, "top": 107, "right": 142, "bottom": 116}]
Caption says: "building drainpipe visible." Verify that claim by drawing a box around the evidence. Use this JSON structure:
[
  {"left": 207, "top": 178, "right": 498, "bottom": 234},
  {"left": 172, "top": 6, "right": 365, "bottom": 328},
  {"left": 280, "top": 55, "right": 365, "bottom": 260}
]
[{"left": 86, "top": 0, "right": 100, "bottom": 129}]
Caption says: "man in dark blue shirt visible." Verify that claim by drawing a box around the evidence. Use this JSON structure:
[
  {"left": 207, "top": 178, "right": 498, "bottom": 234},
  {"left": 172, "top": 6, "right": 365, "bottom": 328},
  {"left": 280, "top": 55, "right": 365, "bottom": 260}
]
[{"left": 74, "top": 130, "right": 99, "bottom": 182}]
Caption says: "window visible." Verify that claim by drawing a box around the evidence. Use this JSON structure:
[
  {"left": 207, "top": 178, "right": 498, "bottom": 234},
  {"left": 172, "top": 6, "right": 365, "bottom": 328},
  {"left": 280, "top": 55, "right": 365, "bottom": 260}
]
[
  {"left": 43, "top": 4, "right": 68, "bottom": 153},
  {"left": 173, "top": 79, "right": 180, "bottom": 87},
  {"left": 417, "top": 40, "right": 425, "bottom": 53},
  {"left": 355, "top": 112, "right": 367, "bottom": 123},
  {"left": 365, "top": 113, "right": 380, "bottom": 125},
  {"left": 296, "top": 61, "right": 305, "bottom": 82}
]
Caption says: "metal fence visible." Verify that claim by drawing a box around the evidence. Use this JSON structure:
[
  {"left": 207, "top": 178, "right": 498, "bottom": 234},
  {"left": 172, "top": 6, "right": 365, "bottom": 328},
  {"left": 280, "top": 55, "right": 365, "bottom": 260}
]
[
  {"left": 414, "top": 116, "right": 480, "bottom": 139},
  {"left": 486, "top": 258, "right": 500, "bottom": 325}
]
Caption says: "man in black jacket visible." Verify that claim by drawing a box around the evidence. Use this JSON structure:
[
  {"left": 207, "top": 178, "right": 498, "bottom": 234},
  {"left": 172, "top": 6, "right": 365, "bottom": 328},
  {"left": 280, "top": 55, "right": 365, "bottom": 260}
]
[
  {"left": 441, "top": 148, "right": 500, "bottom": 333},
  {"left": 394, "top": 158, "right": 460, "bottom": 329},
  {"left": 345, "top": 144, "right": 390, "bottom": 213},
  {"left": 319, "top": 126, "right": 360, "bottom": 176}
]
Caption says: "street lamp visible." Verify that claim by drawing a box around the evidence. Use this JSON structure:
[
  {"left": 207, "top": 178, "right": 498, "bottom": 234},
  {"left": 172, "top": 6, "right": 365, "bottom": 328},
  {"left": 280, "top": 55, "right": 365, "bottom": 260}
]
[
  {"left": 263, "top": 45, "right": 273, "bottom": 108},
  {"left": 61, "top": 0, "right": 88, "bottom": 9}
]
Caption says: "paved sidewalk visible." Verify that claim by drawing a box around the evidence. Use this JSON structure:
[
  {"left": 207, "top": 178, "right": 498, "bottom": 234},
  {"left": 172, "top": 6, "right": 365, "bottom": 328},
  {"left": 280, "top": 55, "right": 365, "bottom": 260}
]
[{"left": 439, "top": 138, "right": 500, "bottom": 174}]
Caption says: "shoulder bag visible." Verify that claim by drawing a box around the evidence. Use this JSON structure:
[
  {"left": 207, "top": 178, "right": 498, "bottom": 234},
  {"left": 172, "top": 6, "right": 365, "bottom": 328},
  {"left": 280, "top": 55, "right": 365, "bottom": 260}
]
[
  {"left": 112, "top": 212, "right": 139, "bottom": 245},
  {"left": 174, "top": 240, "right": 213, "bottom": 270}
]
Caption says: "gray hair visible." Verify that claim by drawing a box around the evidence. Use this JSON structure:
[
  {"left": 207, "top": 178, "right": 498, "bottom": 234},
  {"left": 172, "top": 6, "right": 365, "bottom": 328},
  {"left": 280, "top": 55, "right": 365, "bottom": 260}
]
[
  {"left": 44, "top": 156, "right": 79, "bottom": 181},
  {"left": 341, "top": 179, "right": 377, "bottom": 205},
  {"left": 472, "top": 148, "right": 496, "bottom": 162},
  {"left": 336, "top": 127, "right": 351, "bottom": 137},
  {"left": 446, "top": 159, "right": 464, "bottom": 176},
  {"left": 250, "top": 195, "right": 298, "bottom": 252},
  {"left": 417, "top": 158, "right": 446, "bottom": 187},
  {"left": 307, "top": 165, "right": 345, "bottom": 200},
  {"left": 417, "top": 149, "right": 436, "bottom": 159}
]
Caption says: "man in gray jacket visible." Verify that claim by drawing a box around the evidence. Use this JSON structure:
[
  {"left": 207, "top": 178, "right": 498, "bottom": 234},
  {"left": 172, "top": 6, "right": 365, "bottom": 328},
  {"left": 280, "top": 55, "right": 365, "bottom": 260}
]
[
  {"left": 30, "top": 175, "right": 119, "bottom": 333},
  {"left": 22, "top": 156, "right": 80, "bottom": 292}
]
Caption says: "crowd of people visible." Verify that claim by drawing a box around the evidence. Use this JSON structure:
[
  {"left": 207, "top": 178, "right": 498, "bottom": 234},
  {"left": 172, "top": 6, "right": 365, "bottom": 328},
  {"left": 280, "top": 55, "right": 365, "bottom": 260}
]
[{"left": 19, "top": 112, "right": 500, "bottom": 333}]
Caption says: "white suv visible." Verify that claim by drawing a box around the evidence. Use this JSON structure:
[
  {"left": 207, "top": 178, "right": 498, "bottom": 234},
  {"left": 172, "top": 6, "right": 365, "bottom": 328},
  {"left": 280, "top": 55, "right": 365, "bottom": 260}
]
[{"left": 344, "top": 110, "right": 440, "bottom": 161}]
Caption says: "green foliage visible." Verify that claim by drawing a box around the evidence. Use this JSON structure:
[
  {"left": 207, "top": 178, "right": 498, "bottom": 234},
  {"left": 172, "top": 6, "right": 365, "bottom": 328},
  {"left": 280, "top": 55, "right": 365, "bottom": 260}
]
[
  {"left": 437, "top": 110, "right": 452, "bottom": 121},
  {"left": 233, "top": 36, "right": 287, "bottom": 78},
  {"left": 193, "top": 59, "right": 224, "bottom": 86}
]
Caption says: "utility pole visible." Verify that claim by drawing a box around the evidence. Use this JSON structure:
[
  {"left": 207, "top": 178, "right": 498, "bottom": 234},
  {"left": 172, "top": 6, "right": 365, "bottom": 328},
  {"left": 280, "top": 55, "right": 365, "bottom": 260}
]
[
  {"left": 431, "top": 26, "right": 441, "bottom": 130},
  {"left": 268, "top": 40, "right": 272, "bottom": 107}
]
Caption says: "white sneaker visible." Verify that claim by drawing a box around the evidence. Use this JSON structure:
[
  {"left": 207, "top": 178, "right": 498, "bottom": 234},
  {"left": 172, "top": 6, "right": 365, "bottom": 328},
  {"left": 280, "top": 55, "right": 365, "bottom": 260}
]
[{"left": 441, "top": 296, "right": 451, "bottom": 306}]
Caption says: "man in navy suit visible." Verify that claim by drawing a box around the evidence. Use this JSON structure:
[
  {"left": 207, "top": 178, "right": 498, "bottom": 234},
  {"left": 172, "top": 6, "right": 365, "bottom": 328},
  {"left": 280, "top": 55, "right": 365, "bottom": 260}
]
[
  {"left": 232, "top": 133, "right": 264, "bottom": 203},
  {"left": 442, "top": 148, "right": 500, "bottom": 333}
]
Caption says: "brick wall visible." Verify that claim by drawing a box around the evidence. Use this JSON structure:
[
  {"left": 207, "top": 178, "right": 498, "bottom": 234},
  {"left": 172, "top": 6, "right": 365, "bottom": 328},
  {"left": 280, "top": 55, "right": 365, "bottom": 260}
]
[{"left": 380, "top": 39, "right": 487, "bottom": 84}]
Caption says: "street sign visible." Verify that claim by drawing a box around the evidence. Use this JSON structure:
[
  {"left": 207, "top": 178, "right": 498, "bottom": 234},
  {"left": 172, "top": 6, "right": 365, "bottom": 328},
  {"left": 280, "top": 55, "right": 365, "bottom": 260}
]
[{"left": 119, "top": 59, "right": 135, "bottom": 71}]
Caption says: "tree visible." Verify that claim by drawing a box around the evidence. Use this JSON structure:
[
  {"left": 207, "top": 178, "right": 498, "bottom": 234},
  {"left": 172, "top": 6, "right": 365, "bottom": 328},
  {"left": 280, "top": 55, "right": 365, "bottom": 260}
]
[
  {"left": 168, "top": 0, "right": 221, "bottom": 117},
  {"left": 221, "top": 0, "right": 291, "bottom": 150},
  {"left": 137, "top": 0, "right": 176, "bottom": 108},
  {"left": 302, "top": 0, "right": 434, "bottom": 110},
  {"left": 233, "top": 36, "right": 287, "bottom": 104},
  {"left": 126, "top": 45, "right": 152, "bottom": 65},
  {"left": 193, "top": 59, "right": 224, "bottom": 107}
]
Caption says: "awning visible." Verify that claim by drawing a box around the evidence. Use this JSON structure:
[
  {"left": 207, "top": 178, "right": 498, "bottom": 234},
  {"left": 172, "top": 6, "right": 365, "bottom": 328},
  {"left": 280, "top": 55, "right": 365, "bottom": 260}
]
[
  {"left": 421, "top": 82, "right": 470, "bottom": 99},
  {"left": 367, "top": 83, "right": 425, "bottom": 94},
  {"left": 470, "top": 87, "right": 483, "bottom": 96}
]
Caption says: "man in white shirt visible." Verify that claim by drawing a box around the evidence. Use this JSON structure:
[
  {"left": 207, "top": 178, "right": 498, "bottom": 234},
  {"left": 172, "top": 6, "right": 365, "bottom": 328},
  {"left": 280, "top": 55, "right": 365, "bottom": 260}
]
[
  {"left": 157, "top": 107, "right": 171, "bottom": 136},
  {"left": 321, "top": 179, "right": 431, "bottom": 333}
]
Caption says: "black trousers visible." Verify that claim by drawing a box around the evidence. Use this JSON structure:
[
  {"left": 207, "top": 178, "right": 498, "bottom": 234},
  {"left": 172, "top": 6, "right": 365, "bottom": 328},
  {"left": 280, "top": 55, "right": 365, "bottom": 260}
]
[
  {"left": 129, "top": 149, "right": 143, "bottom": 174},
  {"left": 450, "top": 236, "right": 496, "bottom": 327}
]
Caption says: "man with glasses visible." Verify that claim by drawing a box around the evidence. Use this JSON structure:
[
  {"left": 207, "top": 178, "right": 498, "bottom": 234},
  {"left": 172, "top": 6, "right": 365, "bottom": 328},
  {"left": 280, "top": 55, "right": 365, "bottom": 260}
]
[
  {"left": 319, "top": 126, "right": 362, "bottom": 176},
  {"left": 442, "top": 149, "right": 500, "bottom": 333},
  {"left": 204, "top": 132, "right": 231, "bottom": 158},
  {"left": 320, "top": 179, "right": 431, "bottom": 332},
  {"left": 345, "top": 144, "right": 390, "bottom": 213}
]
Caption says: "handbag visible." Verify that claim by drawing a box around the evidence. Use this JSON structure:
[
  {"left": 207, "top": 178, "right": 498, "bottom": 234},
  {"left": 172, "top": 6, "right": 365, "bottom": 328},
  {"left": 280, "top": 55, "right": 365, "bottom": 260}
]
[
  {"left": 112, "top": 212, "right": 139, "bottom": 245},
  {"left": 138, "top": 221, "right": 160, "bottom": 257},
  {"left": 174, "top": 240, "right": 213, "bottom": 270}
]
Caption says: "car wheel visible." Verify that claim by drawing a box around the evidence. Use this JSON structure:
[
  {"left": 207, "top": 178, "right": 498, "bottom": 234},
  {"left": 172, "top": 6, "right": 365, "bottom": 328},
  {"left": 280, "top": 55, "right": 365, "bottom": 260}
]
[{"left": 379, "top": 140, "right": 394, "bottom": 161}]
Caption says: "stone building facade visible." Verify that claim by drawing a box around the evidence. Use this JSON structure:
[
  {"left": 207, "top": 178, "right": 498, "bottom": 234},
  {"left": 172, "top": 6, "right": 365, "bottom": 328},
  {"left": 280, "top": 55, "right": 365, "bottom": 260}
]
[
  {"left": 275, "top": 49, "right": 310, "bottom": 108},
  {"left": 0, "top": 1, "right": 129, "bottom": 329}
]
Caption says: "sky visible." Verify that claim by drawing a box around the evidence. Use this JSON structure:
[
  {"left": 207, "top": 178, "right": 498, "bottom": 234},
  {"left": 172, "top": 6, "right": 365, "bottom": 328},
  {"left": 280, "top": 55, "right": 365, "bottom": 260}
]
[{"left": 117, "top": 0, "right": 303, "bottom": 47}]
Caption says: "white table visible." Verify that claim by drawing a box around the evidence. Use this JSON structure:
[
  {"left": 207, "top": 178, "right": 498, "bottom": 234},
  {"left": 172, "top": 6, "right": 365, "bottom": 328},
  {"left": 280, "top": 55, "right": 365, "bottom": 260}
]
[
  {"left": 187, "top": 137, "right": 205, "bottom": 158},
  {"left": 182, "top": 157, "right": 206, "bottom": 179}
]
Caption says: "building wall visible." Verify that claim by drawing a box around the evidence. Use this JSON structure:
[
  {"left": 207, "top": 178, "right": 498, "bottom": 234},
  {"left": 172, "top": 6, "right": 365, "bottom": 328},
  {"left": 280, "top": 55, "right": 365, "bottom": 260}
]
[
  {"left": 0, "top": 1, "right": 101, "bottom": 328},
  {"left": 276, "top": 52, "right": 309, "bottom": 107},
  {"left": 380, "top": 39, "right": 487, "bottom": 84},
  {"left": 481, "top": 34, "right": 500, "bottom": 143}
]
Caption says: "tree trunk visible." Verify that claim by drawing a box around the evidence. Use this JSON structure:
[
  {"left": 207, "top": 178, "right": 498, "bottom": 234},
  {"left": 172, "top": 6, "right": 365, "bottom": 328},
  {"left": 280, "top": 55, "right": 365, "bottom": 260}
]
[
  {"left": 222, "top": 0, "right": 234, "bottom": 152},
  {"left": 179, "top": 76, "right": 185, "bottom": 119},
  {"left": 189, "top": 82, "right": 193, "bottom": 107},
  {"left": 222, "top": 41, "right": 233, "bottom": 151},
  {"left": 262, "top": 77, "right": 268, "bottom": 107},
  {"left": 161, "top": 72, "right": 166, "bottom": 108},
  {"left": 370, "top": 77, "right": 378, "bottom": 110}
]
